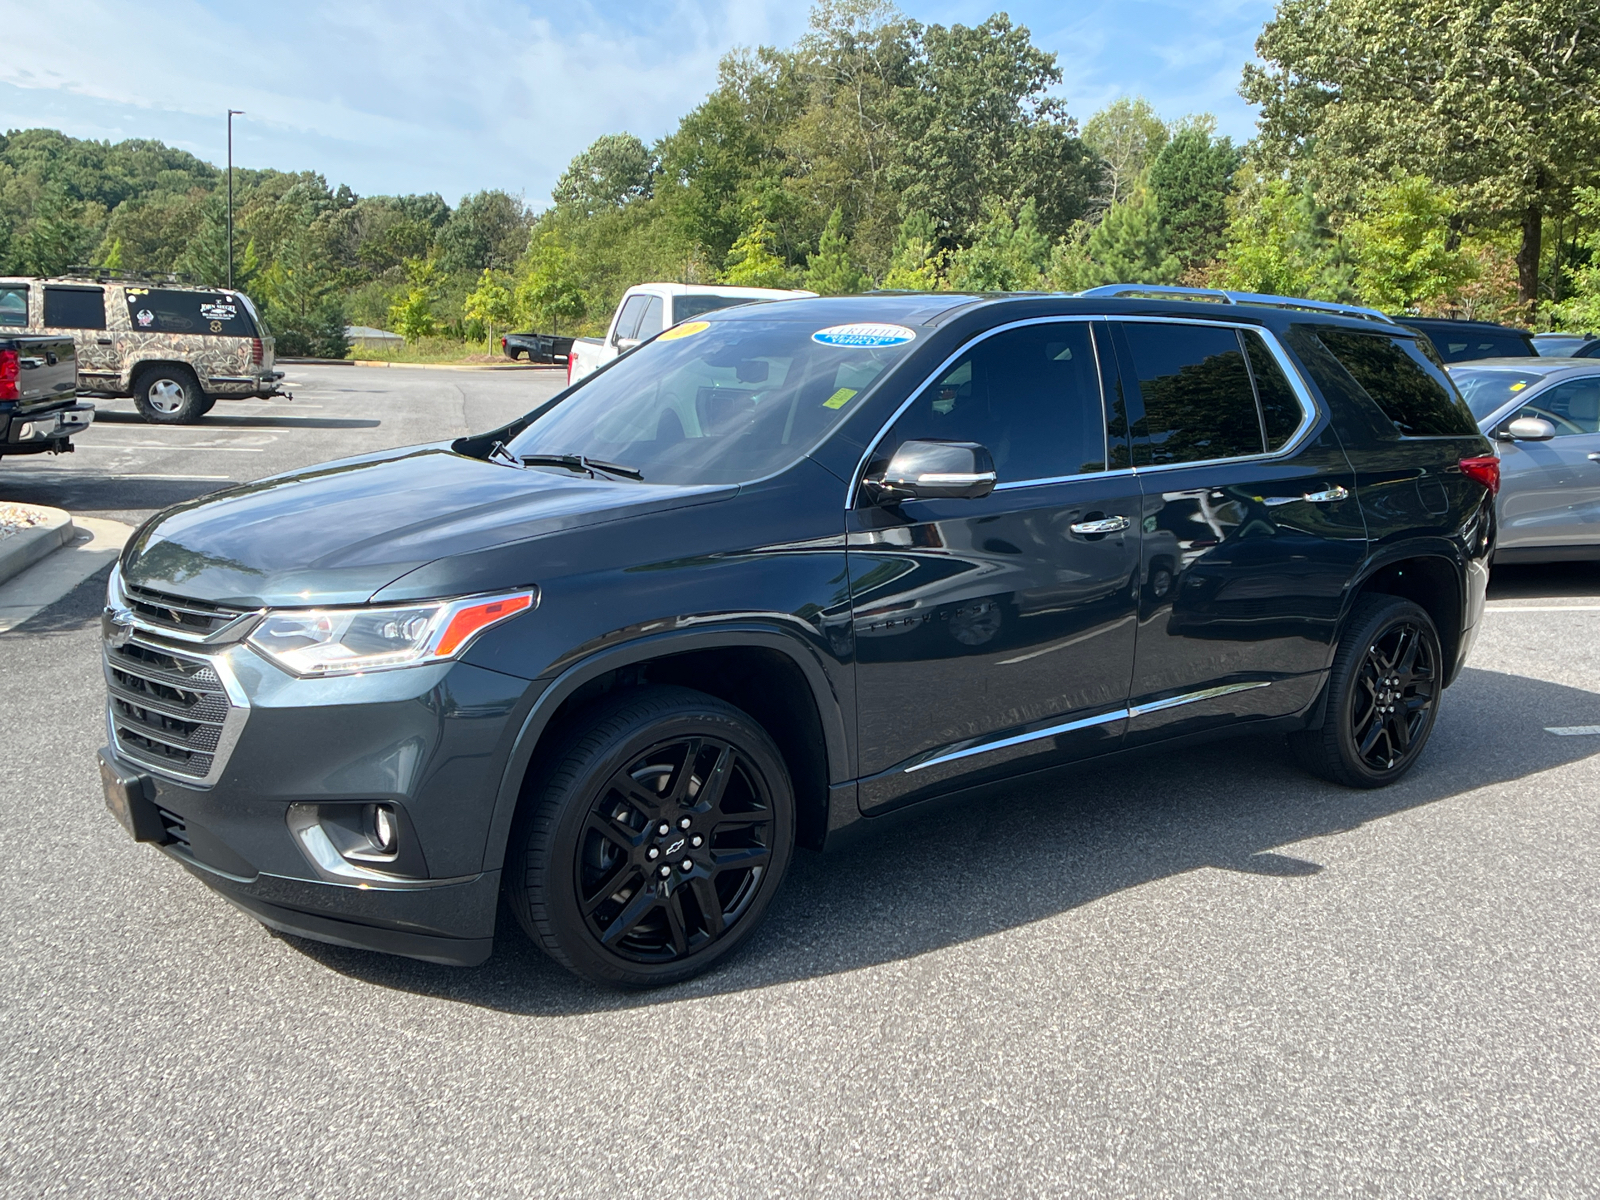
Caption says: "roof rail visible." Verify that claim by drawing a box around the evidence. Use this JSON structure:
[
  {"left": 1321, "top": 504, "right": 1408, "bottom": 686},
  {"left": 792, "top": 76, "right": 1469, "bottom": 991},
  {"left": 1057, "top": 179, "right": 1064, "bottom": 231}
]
[
  {"left": 63, "top": 265, "right": 203, "bottom": 287},
  {"left": 1076, "top": 283, "right": 1396, "bottom": 325}
]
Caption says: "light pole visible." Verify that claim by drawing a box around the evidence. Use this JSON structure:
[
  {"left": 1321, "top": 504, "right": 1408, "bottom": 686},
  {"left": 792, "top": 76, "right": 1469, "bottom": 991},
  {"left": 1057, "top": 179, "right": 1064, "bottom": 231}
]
[{"left": 227, "top": 109, "right": 244, "bottom": 289}]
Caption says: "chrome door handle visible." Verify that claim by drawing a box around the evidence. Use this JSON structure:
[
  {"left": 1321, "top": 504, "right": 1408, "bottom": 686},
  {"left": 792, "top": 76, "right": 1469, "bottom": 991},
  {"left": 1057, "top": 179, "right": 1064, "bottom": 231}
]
[
  {"left": 1069, "top": 515, "right": 1131, "bottom": 535},
  {"left": 1264, "top": 485, "right": 1350, "bottom": 507}
]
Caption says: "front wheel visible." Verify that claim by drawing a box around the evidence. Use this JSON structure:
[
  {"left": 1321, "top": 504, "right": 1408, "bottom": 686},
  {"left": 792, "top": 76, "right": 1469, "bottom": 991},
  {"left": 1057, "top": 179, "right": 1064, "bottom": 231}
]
[
  {"left": 506, "top": 686, "right": 795, "bottom": 988},
  {"left": 1289, "top": 595, "right": 1442, "bottom": 788},
  {"left": 133, "top": 365, "right": 206, "bottom": 423}
]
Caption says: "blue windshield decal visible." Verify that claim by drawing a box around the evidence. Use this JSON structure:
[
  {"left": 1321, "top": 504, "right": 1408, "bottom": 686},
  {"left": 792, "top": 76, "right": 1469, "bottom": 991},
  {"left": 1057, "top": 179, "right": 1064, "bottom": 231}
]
[{"left": 812, "top": 323, "right": 917, "bottom": 348}]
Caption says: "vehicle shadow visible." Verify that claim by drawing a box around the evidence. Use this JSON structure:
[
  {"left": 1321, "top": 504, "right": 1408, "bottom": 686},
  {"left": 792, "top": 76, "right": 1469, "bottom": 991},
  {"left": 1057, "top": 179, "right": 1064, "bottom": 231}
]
[
  {"left": 0, "top": 473, "right": 223, "bottom": 510},
  {"left": 1488, "top": 560, "right": 1600, "bottom": 601},
  {"left": 284, "top": 665, "right": 1600, "bottom": 1014},
  {"left": 92, "top": 411, "right": 381, "bottom": 430}
]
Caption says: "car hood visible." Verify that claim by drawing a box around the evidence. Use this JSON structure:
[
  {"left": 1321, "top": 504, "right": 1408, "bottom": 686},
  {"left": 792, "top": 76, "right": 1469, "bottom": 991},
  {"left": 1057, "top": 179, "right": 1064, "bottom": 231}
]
[{"left": 121, "top": 447, "right": 732, "bottom": 607}]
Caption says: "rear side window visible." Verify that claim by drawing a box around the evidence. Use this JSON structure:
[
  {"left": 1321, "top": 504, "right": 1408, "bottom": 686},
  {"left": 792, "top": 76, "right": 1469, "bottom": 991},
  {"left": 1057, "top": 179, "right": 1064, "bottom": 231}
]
[
  {"left": 1119, "top": 322, "right": 1263, "bottom": 464},
  {"left": 0, "top": 284, "right": 26, "bottom": 327},
  {"left": 125, "top": 288, "right": 254, "bottom": 336},
  {"left": 881, "top": 321, "right": 1107, "bottom": 482},
  {"left": 1317, "top": 329, "right": 1477, "bottom": 437},
  {"left": 43, "top": 286, "right": 106, "bottom": 330},
  {"left": 1243, "top": 334, "right": 1304, "bottom": 450}
]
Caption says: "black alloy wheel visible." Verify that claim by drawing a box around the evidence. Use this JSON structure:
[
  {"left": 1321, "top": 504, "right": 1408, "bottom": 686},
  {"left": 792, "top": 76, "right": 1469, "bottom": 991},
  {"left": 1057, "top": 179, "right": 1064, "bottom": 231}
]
[
  {"left": 1289, "top": 595, "right": 1442, "bottom": 788},
  {"left": 507, "top": 687, "right": 794, "bottom": 987}
]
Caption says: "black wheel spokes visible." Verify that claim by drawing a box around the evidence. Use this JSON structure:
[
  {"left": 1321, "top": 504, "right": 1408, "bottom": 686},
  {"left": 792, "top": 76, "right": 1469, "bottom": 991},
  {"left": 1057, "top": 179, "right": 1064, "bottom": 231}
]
[
  {"left": 1352, "top": 620, "right": 1436, "bottom": 772},
  {"left": 579, "top": 734, "right": 773, "bottom": 962}
]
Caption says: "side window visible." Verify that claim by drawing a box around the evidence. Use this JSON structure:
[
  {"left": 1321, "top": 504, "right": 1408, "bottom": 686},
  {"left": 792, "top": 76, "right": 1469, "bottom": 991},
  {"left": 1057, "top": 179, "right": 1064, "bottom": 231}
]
[
  {"left": 1119, "top": 322, "right": 1263, "bottom": 465},
  {"left": 43, "top": 286, "right": 106, "bottom": 330},
  {"left": 0, "top": 285, "right": 27, "bottom": 327},
  {"left": 636, "top": 295, "right": 665, "bottom": 341},
  {"left": 613, "top": 295, "right": 649, "bottom": 342},
  {"left": 125, "top": 289, "right": 254, "bottom": 337},
  {"left": 1243, "top": 332, "right": 1305, "bottom": 450},
  {"left": 877, "top": 322, "right": 1107, "bottom": 483},
  {"left": 1520, "top": 378, "right": 1600, "bottom": 437},
  {"left": 1316, "top": 329, "right": 1478, "bottom": 437}
]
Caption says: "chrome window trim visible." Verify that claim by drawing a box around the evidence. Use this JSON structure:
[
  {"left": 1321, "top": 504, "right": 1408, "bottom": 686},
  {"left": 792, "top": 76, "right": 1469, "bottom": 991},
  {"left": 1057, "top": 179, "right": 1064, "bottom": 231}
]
[
  {"left": 846, "top": 315, "right": 1324, "bottom": 506},
  {"left": 900, "top": 680, "right": 1272, "bottom": 775}
]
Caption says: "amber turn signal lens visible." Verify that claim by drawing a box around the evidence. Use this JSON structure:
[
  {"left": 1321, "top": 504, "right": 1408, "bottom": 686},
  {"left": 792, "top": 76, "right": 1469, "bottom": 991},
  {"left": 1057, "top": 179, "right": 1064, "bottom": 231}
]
[{"left": 434, "top": 593, "right": 535, "bottom": 657}]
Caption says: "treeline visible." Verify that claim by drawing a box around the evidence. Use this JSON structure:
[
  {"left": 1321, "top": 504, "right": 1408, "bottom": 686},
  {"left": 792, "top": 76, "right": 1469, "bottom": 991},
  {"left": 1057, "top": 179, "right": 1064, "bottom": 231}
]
[{"left": 3, "top": 0, "right": 1598, "bottom": 350}]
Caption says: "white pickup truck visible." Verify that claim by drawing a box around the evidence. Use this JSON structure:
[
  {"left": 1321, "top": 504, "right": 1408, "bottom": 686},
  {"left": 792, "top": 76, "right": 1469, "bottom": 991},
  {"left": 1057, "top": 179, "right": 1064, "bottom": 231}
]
[{"left": 565, "top": 282, "right": 815, "bottom": 385}]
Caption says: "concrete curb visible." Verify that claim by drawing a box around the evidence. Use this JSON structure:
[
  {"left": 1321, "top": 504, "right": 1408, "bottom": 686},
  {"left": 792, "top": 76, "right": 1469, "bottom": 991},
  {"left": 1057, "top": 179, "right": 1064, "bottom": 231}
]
[
  {"left": 0, "top": 508, "right": 75, "bottom": 588},
  {"left": 0, "top": 515, "right": 134, "bottom": 634},
  {"left": 347, "top": 359, "right": 562, "bottom": 373}
]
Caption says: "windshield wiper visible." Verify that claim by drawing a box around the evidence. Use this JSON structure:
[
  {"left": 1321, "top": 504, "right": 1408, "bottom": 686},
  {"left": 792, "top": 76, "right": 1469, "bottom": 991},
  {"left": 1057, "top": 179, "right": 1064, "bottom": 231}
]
[
  {"left": 488, "top": 441, "right": 524, "bottom": 469},
  {"left": 520, "top": 453, "right": 644, "bottom": 481}
]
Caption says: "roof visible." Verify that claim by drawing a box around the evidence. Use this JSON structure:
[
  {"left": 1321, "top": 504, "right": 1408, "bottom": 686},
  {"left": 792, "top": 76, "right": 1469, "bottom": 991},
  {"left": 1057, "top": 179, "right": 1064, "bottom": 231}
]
[
  {"left": 624, "top": 282, "right": 818, "bottom": 301},
  {"left": 1396, "top": 316, "right": 1531, "bottom": 335}
]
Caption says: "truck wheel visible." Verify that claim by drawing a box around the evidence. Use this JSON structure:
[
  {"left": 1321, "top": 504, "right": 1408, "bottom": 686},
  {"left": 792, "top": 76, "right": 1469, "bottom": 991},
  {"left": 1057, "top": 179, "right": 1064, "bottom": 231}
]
[
  {"left": 193, "top": 395, "right": 217, "bottom": 418},
  {"left": 133, "top": 365, "right": 206, "bottom": 424},
  {"left": 506, "top": 686, "right": 795, "bottom": 988},
  {"left": 1288, "top": 595, "right": 1442, "bottom": 788}
]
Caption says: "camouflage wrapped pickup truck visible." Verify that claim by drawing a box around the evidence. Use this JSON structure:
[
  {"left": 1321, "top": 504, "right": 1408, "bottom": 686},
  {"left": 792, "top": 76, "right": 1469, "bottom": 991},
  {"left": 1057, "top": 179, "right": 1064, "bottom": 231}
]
[{"left": 0, "top": 274, "right": 288, "bottom": 423}]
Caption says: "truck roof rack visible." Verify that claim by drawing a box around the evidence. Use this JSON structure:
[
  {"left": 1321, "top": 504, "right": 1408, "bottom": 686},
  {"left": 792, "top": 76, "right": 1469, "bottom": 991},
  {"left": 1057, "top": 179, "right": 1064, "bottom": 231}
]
[
  {"left": 1076, "top": 283, "right": 1396, "bottom": 325},
  {"left": 62, "top": 266, "right": 204, "bottom": 287}
]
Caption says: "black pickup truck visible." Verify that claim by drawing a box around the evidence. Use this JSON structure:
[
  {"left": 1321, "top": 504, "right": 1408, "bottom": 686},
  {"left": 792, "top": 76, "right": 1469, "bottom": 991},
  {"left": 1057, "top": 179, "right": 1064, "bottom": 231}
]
[
  {"left": 0, "top": 333, "right": 94, "bottom": 458},
  {"left": 501, "top": 331, "right": 575, "bottom": 364}
]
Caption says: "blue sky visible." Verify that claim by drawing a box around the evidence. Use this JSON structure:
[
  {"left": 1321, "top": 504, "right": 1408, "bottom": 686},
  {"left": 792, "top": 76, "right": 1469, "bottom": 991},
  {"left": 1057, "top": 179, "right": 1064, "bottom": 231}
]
[{"left": 0, "top": 0, "right": 1275, "bottom": 209}]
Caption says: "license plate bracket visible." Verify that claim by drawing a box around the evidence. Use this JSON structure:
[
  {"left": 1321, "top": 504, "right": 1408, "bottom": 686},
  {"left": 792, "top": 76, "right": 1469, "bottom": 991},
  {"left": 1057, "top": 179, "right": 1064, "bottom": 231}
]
[{"left": 98, "top": 749, "right": 164, "bottom": 842}]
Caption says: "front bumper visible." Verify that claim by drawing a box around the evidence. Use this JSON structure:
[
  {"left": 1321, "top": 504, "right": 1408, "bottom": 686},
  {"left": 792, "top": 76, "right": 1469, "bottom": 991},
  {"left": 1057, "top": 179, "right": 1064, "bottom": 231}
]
[{"left": 100, "top": 624, "right": 539, "bottom": 966}]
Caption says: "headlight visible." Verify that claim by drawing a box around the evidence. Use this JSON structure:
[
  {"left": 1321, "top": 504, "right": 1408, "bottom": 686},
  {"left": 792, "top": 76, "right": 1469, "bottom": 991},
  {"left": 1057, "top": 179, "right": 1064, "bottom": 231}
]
[{"left": 246, "top": 590, "right": 535, "bottom": 677}]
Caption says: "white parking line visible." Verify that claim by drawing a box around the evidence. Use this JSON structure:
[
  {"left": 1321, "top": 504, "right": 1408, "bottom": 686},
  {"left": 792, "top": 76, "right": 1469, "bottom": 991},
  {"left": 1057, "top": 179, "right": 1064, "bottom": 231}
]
[
  {"left": 1485, "top": 604, "right": 1600, "bottom": 612},
  {"left": 73, "top": 444, "right": 265, "bottom": 453},
  {"left": 1546, "top": 725, "right": 1600, "bottom": 736}
]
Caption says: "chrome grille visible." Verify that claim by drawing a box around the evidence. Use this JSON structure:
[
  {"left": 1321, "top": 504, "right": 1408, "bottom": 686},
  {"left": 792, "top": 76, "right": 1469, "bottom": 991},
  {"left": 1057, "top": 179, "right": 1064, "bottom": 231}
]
[
  {"left": 122, "top": 582, "right": 252, "bottom": 641},
  {"left": 104, "top": 636, "right": 246, "bottom": 785}
]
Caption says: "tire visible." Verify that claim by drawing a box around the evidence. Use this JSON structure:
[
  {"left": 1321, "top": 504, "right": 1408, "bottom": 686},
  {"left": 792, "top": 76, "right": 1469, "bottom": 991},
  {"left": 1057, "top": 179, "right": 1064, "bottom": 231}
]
[
  {"left": 506, "top": 686, "right": 795, "bottom": 988},
  {"left": 193, "top": 395, "right": 217, "bottom": 418},
  {"left": 133, "top": 365, "right": 206, "bottom": 424},
  {"left": 1289, "top": 595, "right": 1443, "bottom": 788}
]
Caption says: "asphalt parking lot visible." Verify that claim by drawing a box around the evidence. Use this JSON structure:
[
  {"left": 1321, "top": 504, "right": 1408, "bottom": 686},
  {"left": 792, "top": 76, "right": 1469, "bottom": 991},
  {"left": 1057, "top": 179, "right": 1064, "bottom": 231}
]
[{"left": 3, "top": 364, "right": 1599, "bottom": 1196}]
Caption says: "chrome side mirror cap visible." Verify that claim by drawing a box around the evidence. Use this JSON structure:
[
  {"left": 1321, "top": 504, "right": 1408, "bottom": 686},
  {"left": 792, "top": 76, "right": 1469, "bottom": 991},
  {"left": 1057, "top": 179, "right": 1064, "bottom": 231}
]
[
  {"left": 1500, "top": 416, "right": 1556, "bottom": 442},
  {"left": 864, "top": 440, "right": 997, "bottom": 502}
]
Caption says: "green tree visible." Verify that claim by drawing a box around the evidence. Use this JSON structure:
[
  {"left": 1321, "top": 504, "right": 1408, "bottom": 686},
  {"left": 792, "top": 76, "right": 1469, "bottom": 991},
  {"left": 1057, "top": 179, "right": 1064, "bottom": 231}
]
[
  {"left": 882, "top": 209, "right": 941, "bottom": 289},
  {"left": 553, "top": 133, "right": 656, "bottom": 214},
  {"left": 722, "top": 206, "right": 798, "bottom": 288},
  {"left": 1215, "top": 175, "right": 1353, "bottom": 299},
  {"left": 804, "top": 207, "right": 867, "bottom": 294},
  {"left": 1051, "top": 187, "right": 1181, "bottom": 290},
  {"left": 1345, "top": 176, "right": 1478, "bottom": 311},
  {"left": 436, "top": 189, "right": 532, "bottom": 276},
  {"left": 1548, "top": 186, "right": 1600, "bottom": 329},
  {"left": 465, "top": 268, "right": 517, "bottom": 347},
  {"left": 1147, "top": 124, "right": 1241, "bottom": 272},
  {"left": 515, "top": 232, "right": 587, "bottom": 333},
  {"left": 389, "top": 258, "right": 439, "bottom": 342},
  {"left": 1081, "top": 96, "right": 1169, "bottom": 205},
  {"left": 1245, "top": 0, "right": 1600, "bottom": 305},
  {"left": 948, "top": 197, "right": 1049, "bottom": 291}
]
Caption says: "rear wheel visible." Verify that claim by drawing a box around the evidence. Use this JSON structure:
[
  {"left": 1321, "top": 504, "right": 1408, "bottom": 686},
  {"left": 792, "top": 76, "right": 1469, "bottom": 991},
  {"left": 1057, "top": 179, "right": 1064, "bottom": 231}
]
[
  {"left": 133, "top": 365, "right": 206, "bottom": 424},
  {"left": 1289, "top": 595, "right": 1442, "bottom": 788},
  {"left": 506, "top": 686, "right": 795, "bottom": 988}
]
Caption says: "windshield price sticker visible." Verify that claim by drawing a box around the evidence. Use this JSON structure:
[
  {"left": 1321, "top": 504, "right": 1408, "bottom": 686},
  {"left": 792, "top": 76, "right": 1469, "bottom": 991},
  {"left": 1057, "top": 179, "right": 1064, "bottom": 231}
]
[
  {"left": 822, "top": 387, "right": 858, "bottom": 409},
  {"left": 812, "top": 323, "right": 916, "bottom": 348},
  {"left": 658, "top": 320, "right": 710, "bottom": 342}
]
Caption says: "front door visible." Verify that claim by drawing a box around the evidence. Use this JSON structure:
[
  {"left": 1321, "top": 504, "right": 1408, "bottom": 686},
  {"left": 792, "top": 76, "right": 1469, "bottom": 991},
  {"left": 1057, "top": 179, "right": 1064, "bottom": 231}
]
[
  {"left": 1109, "top": 319, "right": 1367, "bottom": 746},
  {"left": 848, "top": 319, "right": 1142, "bottom": 813},
  {"left": 1496, "top": 375, "right": 1600, "bottom": 553}
]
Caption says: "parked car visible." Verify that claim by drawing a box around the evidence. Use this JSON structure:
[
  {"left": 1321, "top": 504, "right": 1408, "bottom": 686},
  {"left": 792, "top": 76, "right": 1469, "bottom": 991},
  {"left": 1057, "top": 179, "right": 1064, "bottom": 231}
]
[
  {"left": 1397, "top": 317, "right": 1537, "bottom": 363},
  {"left": 1449, "top": 357, "right": 1600, "bottom": 563},
  {"left": 0, "top": 273, "right": 286, "bottom": 424},
  {"left": 565, "top": 282, "right": 816, "bottom": 385},
  {"left": 1532, "top": 332, "right": 1600, "bottom": 358},
  {"left": 0, "top": 330, "right": 94, "bottom": 458},
  {"left": 99, "top": 289, "right": 1496, "bottom": 987},
  {"left": 502, "top": 331, "right": 575, "bottom": 364}
]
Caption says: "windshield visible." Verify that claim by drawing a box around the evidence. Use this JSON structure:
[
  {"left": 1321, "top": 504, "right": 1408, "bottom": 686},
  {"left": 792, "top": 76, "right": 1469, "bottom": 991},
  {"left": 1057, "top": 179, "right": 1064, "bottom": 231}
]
[
  {"left": 507, "top": 319, "right": 915, "bottom": 485},
  {"left": 1449, "top": 366, "right": 1561, "bottom": 421}
]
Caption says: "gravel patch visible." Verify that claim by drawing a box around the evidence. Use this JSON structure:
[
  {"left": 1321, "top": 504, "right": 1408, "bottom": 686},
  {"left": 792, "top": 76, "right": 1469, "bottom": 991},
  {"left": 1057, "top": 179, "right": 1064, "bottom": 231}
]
[{"left": 0, "top": 502, "right": 53, "bottom": 541}]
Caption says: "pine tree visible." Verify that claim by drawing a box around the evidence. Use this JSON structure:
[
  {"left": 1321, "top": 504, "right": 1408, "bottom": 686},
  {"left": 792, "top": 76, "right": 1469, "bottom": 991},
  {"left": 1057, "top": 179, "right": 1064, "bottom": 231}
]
[
  {"left": 803, "top": 208, "right": 866, "bottom": 295},
  {"left": 947, "top": 197, "right": 1049, "bottom": 291},
  {"left": 883, "top": 210, "right": 942, "bottom": 290},
  {"left": 1147, "top": 125, "right": 1240, "bottom": 272},
  {"left": 722, "top": 206, "right": 797, "bottom": 289}
]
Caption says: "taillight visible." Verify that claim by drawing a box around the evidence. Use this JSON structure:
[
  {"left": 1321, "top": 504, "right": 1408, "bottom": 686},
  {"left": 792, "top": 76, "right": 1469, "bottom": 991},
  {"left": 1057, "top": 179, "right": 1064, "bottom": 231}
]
[
  {"left": 0, "top": 349, "right": 19, "bottom": 401},
  {"left": 500, "top": 336, "right": 507, "bottom": 349},
  {"left": 566, "top": 353, "right": 574, "bottom": 386},
  {"left": 251, "top": 337, "right": 263, "bottom": 365},
  {"left": 1460, "top": 456, "right": 1500, "bottom": 495}
]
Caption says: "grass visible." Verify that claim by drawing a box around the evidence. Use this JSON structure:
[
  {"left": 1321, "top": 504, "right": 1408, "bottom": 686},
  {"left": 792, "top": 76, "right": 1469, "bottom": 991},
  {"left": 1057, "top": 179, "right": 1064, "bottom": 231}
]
[{"left": 345, "top": 336, "right": 507, "bottom": 365}]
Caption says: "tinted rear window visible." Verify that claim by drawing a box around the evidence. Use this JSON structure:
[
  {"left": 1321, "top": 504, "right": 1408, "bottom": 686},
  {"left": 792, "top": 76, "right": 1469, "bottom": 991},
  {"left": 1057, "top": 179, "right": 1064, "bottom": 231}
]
[
  {"left": 1243, "top": 333, "right": 1304, "bottom": 450},
  {"left": 1316, "top": 329, "right": 1478, "bottom": 437},
  {"left": 1119, "top": 322, "right": 1263, "bottom": 464},
  {"left": 43, "top": 286, "right": 106, "bottom": 330},
  {"left": 125, "top": 288, "right": 254, "bottom": 336},
  {"left": 1422, "top": 331, "right": 1534, "bottom": 362},
  {"left": 674, "top": 295, "right": 755, "bottom": 323}
]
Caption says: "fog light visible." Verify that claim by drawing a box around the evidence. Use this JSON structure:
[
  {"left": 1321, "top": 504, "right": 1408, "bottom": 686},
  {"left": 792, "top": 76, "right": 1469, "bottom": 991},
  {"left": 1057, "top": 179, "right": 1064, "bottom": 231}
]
[{"left": 372, "top": 804, "right": 396, "bottom": 854}]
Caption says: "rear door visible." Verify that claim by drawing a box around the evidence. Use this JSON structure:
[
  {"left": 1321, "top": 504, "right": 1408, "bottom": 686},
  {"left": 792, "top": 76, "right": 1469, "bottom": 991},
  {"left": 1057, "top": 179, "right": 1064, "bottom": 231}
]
[
  {"left": 41, "top": 285, "right": 112, "bottom": 375},
  {"left": 1111, "top": 319, "right": 1366, "bottom": 745},
  {"left": 848, "top": 318, "right": 1142, "bottom": 812}
]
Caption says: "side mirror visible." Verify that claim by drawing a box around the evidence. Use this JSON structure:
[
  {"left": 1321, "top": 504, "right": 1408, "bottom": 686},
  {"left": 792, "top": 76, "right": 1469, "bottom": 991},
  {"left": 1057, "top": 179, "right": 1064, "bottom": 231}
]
[
  {"left": 864, "top": 440, "right": 997, "bottom": 503},
  {"left": 1499, "top": 416, "right": 1556, "bottom": 442},
  {"left": 614, "top": 336, "right": 641, "bottom": 352}
]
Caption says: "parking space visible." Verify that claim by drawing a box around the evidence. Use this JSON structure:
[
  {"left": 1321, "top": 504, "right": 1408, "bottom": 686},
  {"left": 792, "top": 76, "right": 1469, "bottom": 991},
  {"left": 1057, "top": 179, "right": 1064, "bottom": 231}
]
[{"left": 2, "top": 370, "right": 1599, "bottom": 1195}]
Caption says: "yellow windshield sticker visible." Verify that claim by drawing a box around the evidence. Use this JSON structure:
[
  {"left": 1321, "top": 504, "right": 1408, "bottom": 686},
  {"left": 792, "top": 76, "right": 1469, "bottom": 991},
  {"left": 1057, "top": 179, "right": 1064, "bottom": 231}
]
[
  {"left": 1510, "top": 381, "right": 1527, "bottom": 391},
  {"left": 823, "top": 387, "right": 858, "bottom": 410},
  {"left": 659, "top": 320, "right": 709, "bottom": 341}
]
